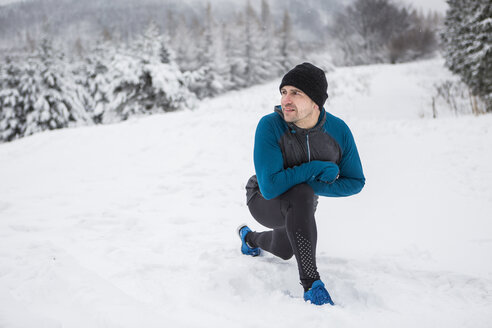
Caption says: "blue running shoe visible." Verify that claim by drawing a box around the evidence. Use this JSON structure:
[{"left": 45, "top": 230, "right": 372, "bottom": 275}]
[
  {"left": 303, "top": 280, "right": 335, "bottom": 306},
  {"left": 237, "top": 224, "right": 261, "bottom": 257}
]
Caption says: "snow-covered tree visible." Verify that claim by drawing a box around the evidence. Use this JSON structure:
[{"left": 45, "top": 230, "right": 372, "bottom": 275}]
[
  {"left": 160, "top": 33, "right": 175, "bottom": 65},
  {"left": 442, "top": 0, "right": 491, "bottom": 112},
  {"left": 259, "top": 0, "right": 283, "bottom": 79},
  {"left": 243, "top": 1, "right": 265, "bottom": 84},
  {"left": 73, "top": 41, "right": 116, "bottom": 123},
  {"left": 187, "top": 3, "right": 232, "bottom": 99},
  {"left": 0, "top": 56, "right": 24, "bottom": 142},
  {"left": 107, "top": 21, "right": 196, "bottom": 121},
  {"left": 1, "top": 38, "right": 90, "bottom": 140},
  {"left": 1, "top": 0, "right": 316, "bottom": 143},
  {"left": 227, "top": 2, "right": 279, "bottom": 88},
  {"left": 228, "top": 12, "right": 248, "bottom": 89},
  {"left": 171, "top": 15, "right": 202, "bottom": 72}
]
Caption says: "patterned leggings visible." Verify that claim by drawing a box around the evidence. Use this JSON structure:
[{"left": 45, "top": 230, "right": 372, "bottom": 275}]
[{"left": 247, "top": 183, "right": 320, "bottom": 291}]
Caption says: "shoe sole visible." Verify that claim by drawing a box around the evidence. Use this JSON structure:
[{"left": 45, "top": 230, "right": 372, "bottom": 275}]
[{"left": 236, "top": 223, "right": 248, "bottom": 238}]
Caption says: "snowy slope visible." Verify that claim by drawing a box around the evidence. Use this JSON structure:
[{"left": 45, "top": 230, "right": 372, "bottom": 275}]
[{"left": 1, "top": 58, "right": 491, "bottom": 328}]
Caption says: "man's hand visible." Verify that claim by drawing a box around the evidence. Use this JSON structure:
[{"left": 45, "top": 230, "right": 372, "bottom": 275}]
[{"left": 315, "top": 162, "right": 339, "bottom": 184}]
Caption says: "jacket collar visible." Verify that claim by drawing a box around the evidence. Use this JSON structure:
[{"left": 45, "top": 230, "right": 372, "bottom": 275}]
[{"left": 274, "top": 105, "right": 326, "bottom": 133}]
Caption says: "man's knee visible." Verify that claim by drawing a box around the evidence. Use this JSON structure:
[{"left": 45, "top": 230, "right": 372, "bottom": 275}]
[{"left": 278, "top": 249, "right": 294, "bottom": 260}]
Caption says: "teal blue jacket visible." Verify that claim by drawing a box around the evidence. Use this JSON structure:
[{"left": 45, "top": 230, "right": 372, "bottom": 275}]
[{"left": 246, "top": 106, "right": 365, "bottom": 202}]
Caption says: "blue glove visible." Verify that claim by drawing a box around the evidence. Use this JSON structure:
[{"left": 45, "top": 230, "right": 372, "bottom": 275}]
[{"left": 315, "top": 162, "right": 339, "bottom": 184}]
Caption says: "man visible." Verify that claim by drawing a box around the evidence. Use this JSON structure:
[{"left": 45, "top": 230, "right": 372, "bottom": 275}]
[{"left": 238, "top": 62, "right": 365, "bottom": 306}]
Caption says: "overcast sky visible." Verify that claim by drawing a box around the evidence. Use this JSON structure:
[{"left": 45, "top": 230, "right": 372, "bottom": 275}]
[
  {"left": 0, "top": 0, "right": 17, "bottom": 5},
  {"left": 0, "top": 0, "right": 23, "bottom": 5},
  {"left": 0, "top": 0, "right": 449, "bottom": 13}
]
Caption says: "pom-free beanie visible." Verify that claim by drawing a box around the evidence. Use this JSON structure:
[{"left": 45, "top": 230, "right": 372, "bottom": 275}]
[{"left": 279, "top": 62, "right": 328, "bottom": 110}]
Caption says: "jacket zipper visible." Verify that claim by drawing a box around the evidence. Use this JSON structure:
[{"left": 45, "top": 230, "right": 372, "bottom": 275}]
[{"left": 306, "top": 134, "right": 311, "bottom": 162}]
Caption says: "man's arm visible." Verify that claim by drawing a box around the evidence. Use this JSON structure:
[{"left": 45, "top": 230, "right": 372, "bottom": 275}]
[
  {"left": 308, "top": 122, "right": 365, "bottom": 197},
  {"left": 254, "top": 116, "right": 333, "bottom": 200}
]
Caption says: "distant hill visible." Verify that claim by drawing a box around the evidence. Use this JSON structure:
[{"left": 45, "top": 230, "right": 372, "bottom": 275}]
[{"left": 0, "top": 0, "right": 346, "bottom": 50}]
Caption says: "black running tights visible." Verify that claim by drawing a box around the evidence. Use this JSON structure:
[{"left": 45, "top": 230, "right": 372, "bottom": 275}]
[{"left": 247, "top": 183, "right": 320, "bottom": 290}]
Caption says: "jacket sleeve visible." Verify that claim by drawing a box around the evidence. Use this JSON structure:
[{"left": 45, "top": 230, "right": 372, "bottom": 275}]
[
  {"left": 307, "top": 121, "right": 365, "bottom": 197},
  {"left": 254, "top": 116, "right": 329, "bottom": 200}
]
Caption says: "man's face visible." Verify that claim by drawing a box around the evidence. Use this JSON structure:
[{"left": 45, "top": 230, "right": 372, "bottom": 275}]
[{"left": 280, "top": 85, "right": 319, "bottom": 129}]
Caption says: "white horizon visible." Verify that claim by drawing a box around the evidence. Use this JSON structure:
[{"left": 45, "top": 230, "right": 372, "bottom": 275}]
[{"left": 0, "top": 0, "right": 449, "bottom": 13}]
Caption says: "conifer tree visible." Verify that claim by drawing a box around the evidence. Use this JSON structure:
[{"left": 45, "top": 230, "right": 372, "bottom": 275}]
[
  {"left": 172, "top": 14, "right": 202, "bottom": 72},
  {"left": 244, "top": 1, "right": 264, "bottom": 84},
  {"left": 159, "top": 33, "right": 175, "bottom": 65},
  {"left": 279, "top": 10, "right": 298, "bottom": 71},
  {"left": 109, "top": 20, "right": 196, "bottom": 121},
  {"left": 259, "top": 0, "right": 283, "bottom": 79},
  {"left": 21, "top": 37, "right": 90, "bottom": 137},
  {"left": 75, "top": 40, "right": 115, "bottom": 123},
  {"left": 189, "top": 2, "right": 231, "bottom": 98},
  {"left": 214, "top": 23, "right": 233, "bottom": 90},
  {"left": 0, "top": 56, "right": 23, "bottom": 141},
  {"left": 228, "top": 12, "right": 248, "bottom": 89},
  {"left": 442, "top": 0, "right": 491, "bottom": 112}
]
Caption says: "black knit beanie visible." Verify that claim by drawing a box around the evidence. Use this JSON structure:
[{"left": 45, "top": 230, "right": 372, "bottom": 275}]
[{"left": 279, "top": 62, "right": 328, "bottom": 110}]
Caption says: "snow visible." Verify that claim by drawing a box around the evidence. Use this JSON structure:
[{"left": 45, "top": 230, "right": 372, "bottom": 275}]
[
  {"left": 1, "top": 58, "right": 492, "bottom": 327},
  {"left": 398, "top": 0, "right": 448, "bottom": 13}
]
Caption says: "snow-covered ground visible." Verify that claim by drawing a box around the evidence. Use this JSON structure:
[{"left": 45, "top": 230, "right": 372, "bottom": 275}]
[{"left": 1, "top": 58, "right": 491, "bottom": 327}]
